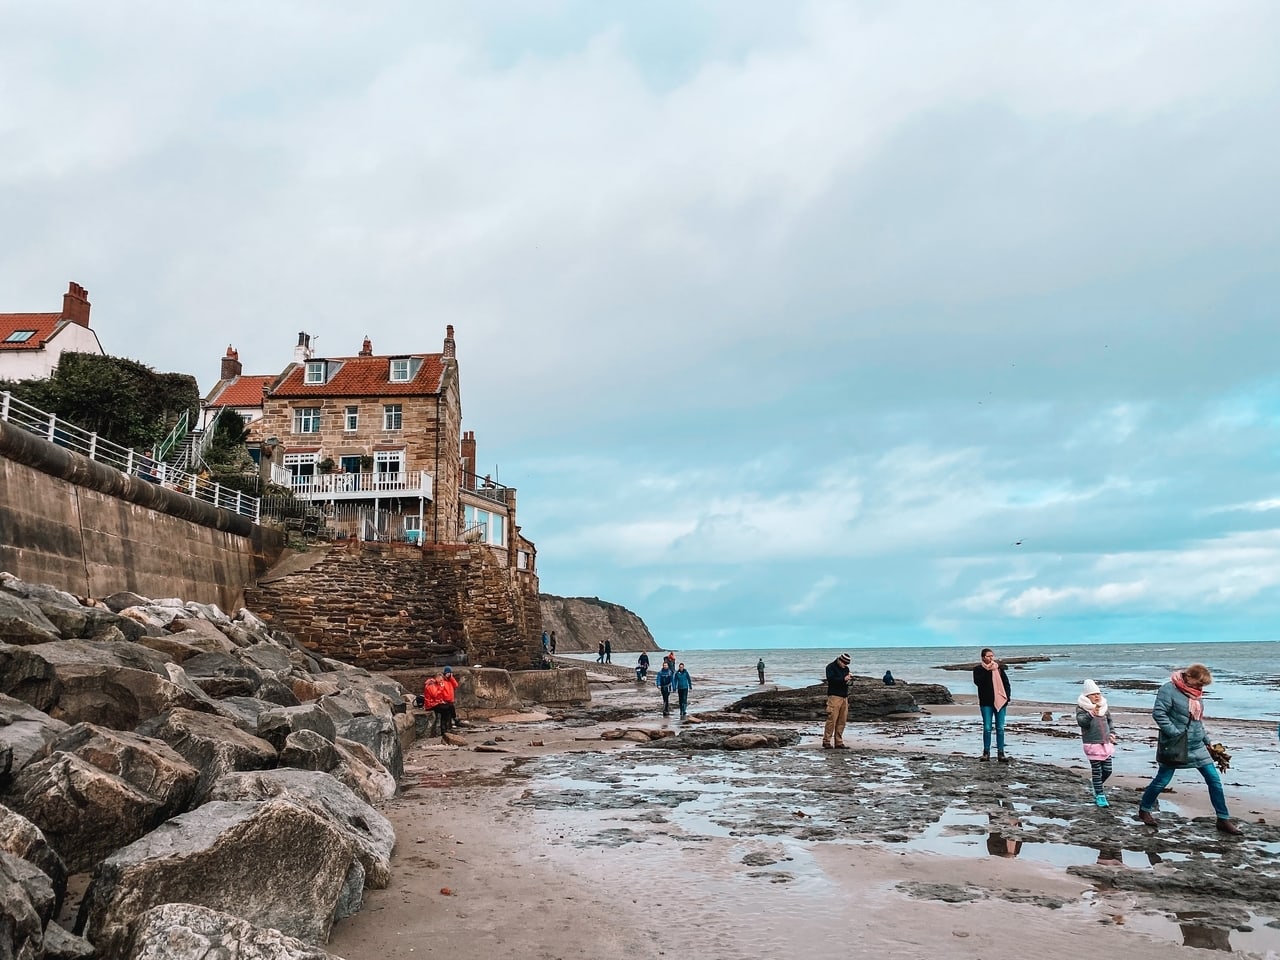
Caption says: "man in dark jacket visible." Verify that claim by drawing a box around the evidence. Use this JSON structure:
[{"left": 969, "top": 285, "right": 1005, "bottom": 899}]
[
  {"left": 656, "top": 662, "right": 675, "bottom": 717},
  {"left": 823, "top": 653, "right": 852, "bottom": 749}
]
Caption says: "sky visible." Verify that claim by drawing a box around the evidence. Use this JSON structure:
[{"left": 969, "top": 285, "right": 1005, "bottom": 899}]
[{"left": 3, "top": 2, "right": 1280, "bottom": 651}]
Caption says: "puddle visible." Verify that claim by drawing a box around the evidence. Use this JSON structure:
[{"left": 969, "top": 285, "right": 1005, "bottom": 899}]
[{"left": 1121, "top": 909, "right": 1280, "bottom": 954}]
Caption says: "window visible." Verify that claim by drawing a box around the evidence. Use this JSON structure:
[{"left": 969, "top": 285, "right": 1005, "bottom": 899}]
[
  {"left": 283, "top": 453, "right": 317, "bottom": 487},
  {"left": 389, "top": 359, "right": 410, "bottom": 382},
  {"left": 344, "top": 405, "right": 359, "bottom": 431},
  {"left": 4, "top": 330, "right": 36, "bottom": 343},
  {"left": 375, "top": 449, "right": 404, "bottom": 488},
  {"left": 304, "top": 361, "right": 326, "bottom": 384},
  {"left": 383, "top": 404, "right": 402, "bottom": 430},
  {"left": 293, "top": 407, "right": 321, "bottom": 433},
  {"left": 464, "top": 504, "right": 507, "bottom": 547}
]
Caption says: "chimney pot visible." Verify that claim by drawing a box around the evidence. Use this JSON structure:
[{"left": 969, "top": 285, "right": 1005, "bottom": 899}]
[
  {"left": 443, "top": 325, "right": 456, "bottom": 360},
  {"left": 220, "top": 345, "right": 243, "bottom": 381},
  {"left": 61, "top": 281, "right": 91, "bottom": 327},
  {"left": 359, "top": 336, "right": 373, "bottom": 357}
]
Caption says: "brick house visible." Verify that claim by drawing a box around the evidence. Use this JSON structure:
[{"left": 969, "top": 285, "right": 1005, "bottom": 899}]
[
  {"left": 0, "top": 282, "right": 104, "bottom": 381},
  {"left": 201, "top": 346, "right": 273, "bottom": 432},
  {"left": 239, "top": 326, "right": 530, "bottom": 568}
]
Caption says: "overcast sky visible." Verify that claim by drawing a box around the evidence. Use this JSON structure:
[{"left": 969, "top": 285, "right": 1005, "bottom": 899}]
[{"left": 4, "top": 2, "right": 1280, "bottom": 650}]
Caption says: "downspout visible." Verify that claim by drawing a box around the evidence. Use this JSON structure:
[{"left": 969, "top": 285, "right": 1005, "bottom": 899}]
[{"left": 434, "top": 391, "right": 440, "bottom": 542}]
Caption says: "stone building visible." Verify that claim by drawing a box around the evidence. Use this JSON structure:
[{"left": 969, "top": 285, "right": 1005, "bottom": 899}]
[{"left": 0, "top": 281, "right": 104, "bottom": 381}]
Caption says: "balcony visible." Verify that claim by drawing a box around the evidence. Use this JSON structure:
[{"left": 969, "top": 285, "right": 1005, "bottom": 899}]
[{"left": 290, "top": 470, "right": 433, "bottom": 502}]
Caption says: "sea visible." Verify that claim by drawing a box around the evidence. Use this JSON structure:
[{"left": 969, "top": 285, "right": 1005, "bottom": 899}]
[{"left": 564, "top": 639, "right": 1280, "bottom": 722}]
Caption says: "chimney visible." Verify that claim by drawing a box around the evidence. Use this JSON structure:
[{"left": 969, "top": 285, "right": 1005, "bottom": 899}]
[
  {"left": 461, "top": 430, "right": 476, "bottom": 487},
  {"left": 293, "top": 331, "right": 313, "bottom": 363},
  {"left": 443, "top": 324, "right": 456, "bottom": 360},
  {"left": 359, "top": 336, "right": 373, "bottom": 357},
  {"left": 62, "top": 282, "right": 91, "bottom": 327},
  {"left": 220, "top": 346, "right": 242, "bottom": 381}
]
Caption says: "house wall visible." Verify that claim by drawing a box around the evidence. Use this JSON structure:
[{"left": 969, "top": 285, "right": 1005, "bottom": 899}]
[
  {"left": 0, "top": 324, "right": 103, "bottom": 381},
  {"left": 244, "top": 539, "right": 543, "bottom": 671},
  {"left": 0, "top": 420, "right": 283, "bottom": 609}
]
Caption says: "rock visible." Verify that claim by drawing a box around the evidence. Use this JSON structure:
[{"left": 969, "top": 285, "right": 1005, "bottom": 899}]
[
  {"left": 42, "top": 920, "right": 96, "bottom": 960},
  {"left": 207, "top": 768, "right": 394, "bottom": 889},
  {"left": 3, "top": 725, "right": 200, "bottom": 873},
  {"left": 332, "top": 714, "right": 401, "bottom": 781},
  {"left": 331, "top": 739, "right": 397, "bottom": 804},
  {"left": 441, "top": 733, "right": 468, "bottom": 746},
  {"left": 254, "top": 677, "right": 303, "bottom": 708},
  {"left": 166, "top": 621, "right": 239, "bottom": 655},
  {"left": 0, "top": 803, "right": 67, "bottom": 913},
  {"left": 0, "top": 692, "right": 69, "bottom": 773},
  {"left": 77, "top": 797, "right": 358, "bottom": 958},
  {"left": 0, "top": 591, "right": 61, "bottom": 645},
  {"left": 0, "top": 849, "right": 55, "bottom": 959},
  {"left": 257, "top": 705, "right": 338, "bottom": 753},
  {"left": 646, "top": 727, "right": 803, "bottom": 751},
  {"left": 124, "top": 903, "right": 341, "bottom": 960},
  {"left": 723, "top": 733, "right": 778, "bottom": 750},
  {"left": 100, "top": 591, "right": 151, "bottom": 613},
  {"left": 620, "top": 730, "right": 652, "bottom": 743},
  {"left": 280, "top": 730, "right": 339, "bottom": 772},
  {"left": 135, "top": 708, "right": 277, "bottom": 803},
  {"left": 727, "top": 681, "right": 921, "bottom": 722},
  {"left": 181, "top": 651, "right": 267, "bottom": 698}
]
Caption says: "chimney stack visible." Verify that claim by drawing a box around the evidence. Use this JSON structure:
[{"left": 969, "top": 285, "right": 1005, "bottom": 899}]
[
  {"left": 461, "top": 430, "right": 476, "bottom": 488},
  {"left": 220, "top": 346, "right": 242, "bottom": 381},
  {"left": 62, "top": 282, "right": 91, "bottom": 327},
  {"left": 443, "top": 324, "right": 456, "bottom": 360},
  {"left": 359, "top": 336, "right": 373, "bottom": 357},
  {"left": 293, "top": 331, "right": 313, "bottom": 363}
]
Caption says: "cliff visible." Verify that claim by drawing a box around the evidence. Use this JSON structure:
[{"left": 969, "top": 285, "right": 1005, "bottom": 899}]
[{"left": 538, "top": 595, "right": 659, "bottom": 653}]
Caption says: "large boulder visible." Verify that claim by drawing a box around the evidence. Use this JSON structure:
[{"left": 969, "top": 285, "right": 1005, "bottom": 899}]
[
  {"left": 0, "top": 591, "right": 61, "bottom": 646},
  {"left": 0, "top": 803, "right": 67, "bottom": 913},
  {"left": 331, "top": 714, "right": 401, "bottom": 782},
  {"left": 124, "top": 903, "right": 342, "bottom": 960},
  {"left": 42, "top": 921, "right": 95, "bottom": 960},
  {"left": 257, "top": 705, "right": 338, "bottom": 753},
  {"left": 207, "top": 769, "right": 394, "bottom": 889},
  {"left": 279, "top": 730, "right": 338, "bottom": 773},
  {"left": 727, "top": 680, "right": 921, "bottom": 721},
  {"left": 0, "top": 693, "right": 69, "bottom": 774},
  {"left": 0, "top": 849, "right": 55, "bottom": 960},
  {"left": 134, "top": 709, "right": 276, "bottom": 803},
  {"left": 331, "top": 739, "right": 396, "bottom": 805},
  {"left": 181, "top": 651, "right": 266, "bottom": 699},
  {"left": 77, "top": 797, "right": 358, "bottom": 957},
  {"left": 2, "top": 734, "right": 197, "bottom": 874}
]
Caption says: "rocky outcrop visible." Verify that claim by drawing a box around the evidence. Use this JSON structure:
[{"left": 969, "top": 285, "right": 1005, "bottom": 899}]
[
  {"left": 0, "top": 571, "right": 420, "bottom": 958},
  {"left": 726, "top": 677, "right": 952, "bottom": 722},
  {"left": 539, "top": 595, "right": 658, "bottom": 654}
]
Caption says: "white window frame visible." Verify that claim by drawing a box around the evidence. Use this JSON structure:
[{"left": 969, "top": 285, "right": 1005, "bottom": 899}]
[
  {"left": 383, "top": 403, "right": 402, "bottom": 430},
  {"left": 304, "top": 361, "right": 326, "bottom": 384},
  {"left": 464, "top": 504, "right": 507, "bottom": 547},
  {"left": 283, "top": 452, "right": 318, "bottom": 485},
  {"left": 293, "top": 407, "right": 321, "bottom": 433},
  {"left": 4, "top": 330, "right": 36, "bottom": 343},
  {"left": 344, "top": 405, "right": 359, "bottom": 431},
  {"left": 389, "top": 359, "right": 411, "bottom": 382}
]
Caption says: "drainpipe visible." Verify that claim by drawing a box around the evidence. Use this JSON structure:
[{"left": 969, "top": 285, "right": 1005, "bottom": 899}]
[{"left": 433, "top": 392, "right": 440, "bottom": 542}]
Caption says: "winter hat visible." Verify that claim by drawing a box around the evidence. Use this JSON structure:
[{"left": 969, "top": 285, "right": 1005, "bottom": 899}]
[
  {"left": 1081, "top": 679, "right": 1100, "bottom": 696},
  {"left": 443, "top": 666, "right": 453, "bottom": 675},
  {"left": 837, "top": 653, "right": 851, "bottom": 664}
]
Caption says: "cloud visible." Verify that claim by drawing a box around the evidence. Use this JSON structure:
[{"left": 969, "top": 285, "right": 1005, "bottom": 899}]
[{"left": 788, "top": 575, "right": 838, "bottom": 615}]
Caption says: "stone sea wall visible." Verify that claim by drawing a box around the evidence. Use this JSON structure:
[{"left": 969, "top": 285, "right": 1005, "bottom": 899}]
[{"left": 247, "top": 542, "right": 543, "bottom": 672}]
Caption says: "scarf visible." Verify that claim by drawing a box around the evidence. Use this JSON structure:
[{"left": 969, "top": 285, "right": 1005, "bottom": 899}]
[
  {"left": 1076, "top": 693, "right": 1108, "bottom": 715},
  {"left": 982, "top": 660, "right": 1008, "bottom": 710},
  {"left": 1171, "top": 671, "right": 1204, "bottom": 720}
]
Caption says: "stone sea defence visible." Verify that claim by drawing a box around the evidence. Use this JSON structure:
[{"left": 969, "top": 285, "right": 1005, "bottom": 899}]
[
  {"left": 538, "top": 595, "right": 659, "bottom": 654},
  {"left": 0, "top": 571, "right": 420, "bottom": 959}
]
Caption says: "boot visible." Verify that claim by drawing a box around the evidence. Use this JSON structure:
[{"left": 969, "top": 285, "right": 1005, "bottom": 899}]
[
  {"left": 979, "top": 752, "right": 990, "bottom": 762},
  {"left": 1216, "top": 819, "right": 1243, "bottom": 836},
  {"left": 997, "top": 751, "right": 1009, "bottom": 763},
  {"left": 1137, "top": 809, "right": 1159, "bottom": 827},
  {"left": 1094, "top": 794, "right": 1110, "bottom": 808}
]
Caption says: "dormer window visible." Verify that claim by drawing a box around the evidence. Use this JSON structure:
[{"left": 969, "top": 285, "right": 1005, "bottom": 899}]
[
  {"left": 389, "top": 358, "right": 411, "bottom": 382},
  {"left": 305, "top": 361, "right": 326, "bottom": 384}
]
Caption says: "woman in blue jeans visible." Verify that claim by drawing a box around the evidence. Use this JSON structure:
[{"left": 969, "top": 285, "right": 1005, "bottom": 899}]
[
  {"left": 1137, "top": 664, "right": 1242, "bottom": 835},
  {"left": 972, "top": 648, "right": 1011, "bottom": 762}
]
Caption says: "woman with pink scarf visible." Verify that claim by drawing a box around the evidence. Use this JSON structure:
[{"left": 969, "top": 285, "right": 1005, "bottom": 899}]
[
  {"left": 972, "top": 648, "right": 1011, "bottom": 762},
  {"left": 1137, "top": 664, "right": 1242, "bottom": 835}
]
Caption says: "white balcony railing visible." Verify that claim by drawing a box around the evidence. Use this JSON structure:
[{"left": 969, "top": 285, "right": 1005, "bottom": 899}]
[{"left": 290, "top": 470, "right": 433, "bottom": 501}]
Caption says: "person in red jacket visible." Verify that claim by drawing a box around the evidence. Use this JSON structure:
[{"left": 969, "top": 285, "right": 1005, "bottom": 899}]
[{"left": 423, "top": 667, "right": 460, "bottom": 739}]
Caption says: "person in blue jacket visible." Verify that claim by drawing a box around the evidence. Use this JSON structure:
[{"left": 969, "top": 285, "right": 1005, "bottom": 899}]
[
  {"left": 674, "top": 662, "right": 693, "bottom": 719},
  {"left": 1136, "top": 664, "right": 1242, "bottom": 835},
  {"left": 656, "top": 661, "right": 674, "bottom": 717}
]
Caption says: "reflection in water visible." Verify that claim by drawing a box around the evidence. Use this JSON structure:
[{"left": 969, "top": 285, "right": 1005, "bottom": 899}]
[
  {"left": 1178, "top": 917, "right": 1232, "bottom": 951},
  {"left": 1095, "top": 846, "right": 1123, "bottom": 866},
  {"left": 986, "top": 831, "right": 1022, "bottom": 857}
]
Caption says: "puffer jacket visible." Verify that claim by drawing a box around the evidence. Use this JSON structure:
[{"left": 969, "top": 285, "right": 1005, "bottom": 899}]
[
  {"left": 422, "top": 674, "right": 459, "bottom": 710},
  {"left": 1075, "top": 704, "right": 1118, "bottom": 744},
  {"left": 1151, "top": 679, "right": 1211, "bottom": 769}
]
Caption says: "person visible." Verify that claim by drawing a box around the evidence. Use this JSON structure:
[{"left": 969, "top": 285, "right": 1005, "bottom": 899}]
[
  {"left": 1076, "top": 679, "right": 1119, "bottom": 806},
  {"left": 422, "top": 666, "right": 461, "bottom": 741},
  {"left": 635, "top": 652, "right": 650, "bottom": 682},
  {"left": 138, "top": 449, "right": 160, "bottom": 483},
  {"left": 757, "top": 658, "right": 766, "bottom": 684},
  {"left": 541, "top": 630, "right": 549, "bottom": 652},
  {"left": 656, "top": 660, "right": 675, "bottom": 717},
  {"left": 604, "top": 639, "right": 612, "bottom": 664},
  {"left": 674, "top": 662, "right": 692, "bottom": 719},
  {"left": 549, "top": 631, "right": 557, "bottom": 654},
  {"left": 596, "top": 641, "right": 605, "bottom": 663},
  {"left": 1137, "top": 664, "right": 1242, "bottom": 835},
  {"left": 972, "top": 648, "right": 1011, "bottom": 762},
  {"left": 663, "top": 652, "right": 676, "bottom": 676},
  {"left": 822, "top": 653, "right": 852, "bottom": 749},
  {"left": 882, "top": 670, "right": 896, "bottom": 686}
]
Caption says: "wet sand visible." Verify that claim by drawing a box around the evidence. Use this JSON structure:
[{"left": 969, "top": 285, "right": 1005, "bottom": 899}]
[{"left": 329, "top": 678, "right": 1280, "bottom": 960}]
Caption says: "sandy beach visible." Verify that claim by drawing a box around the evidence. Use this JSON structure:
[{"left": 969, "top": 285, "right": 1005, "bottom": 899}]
[{"left": 329, "top": 671, "right": 1280, "bottom": 960}]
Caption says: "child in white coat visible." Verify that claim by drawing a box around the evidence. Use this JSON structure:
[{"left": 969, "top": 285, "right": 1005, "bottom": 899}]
[{"left": 1076, "top": 679, "right": 1119, "bottom": 807}]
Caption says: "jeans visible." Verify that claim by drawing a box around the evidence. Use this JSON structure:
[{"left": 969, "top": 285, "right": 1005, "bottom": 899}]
[
  {"left": 677, "top": 689, "right": 689, "bottom": 716},
  {"left": 660, "top": 687, "right": 671, "bottom": 715},
  {"left": 1140, "top": 762, "right": 1229, "bottom": 819},
  {"left": 980, "top": 705, "right": 1006, "bottom": 753}
]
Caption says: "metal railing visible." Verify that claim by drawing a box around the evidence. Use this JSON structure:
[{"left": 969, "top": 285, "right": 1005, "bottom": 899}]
[
  {"left": 462, "top": 471, "right": 509, "bottom": 505},
  {"left": 288, "top": 470, "right": 433, "bottom": 498},
  {"left": 0, "top": 390, "right": 261, "bottom": 521},
  {"left": 154, "top": 408, "right": 190, "bottom": 463}
]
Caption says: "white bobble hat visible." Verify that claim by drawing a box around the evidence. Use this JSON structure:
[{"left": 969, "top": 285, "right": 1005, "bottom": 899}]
[{"left": 1082, "top": 679, "right": 1100, "bottom": 696}]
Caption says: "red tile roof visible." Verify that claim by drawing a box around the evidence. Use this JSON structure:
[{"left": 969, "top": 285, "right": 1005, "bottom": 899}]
[
  {"left": 269, "top": 353, "right": 445, "bottom": 399},
  {"left": 206, "top": 375, "right": 274, "bottom": 408},
  {"left": 0, "top": 313, "right": 63, "bottom": 351}
]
